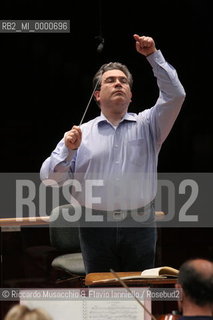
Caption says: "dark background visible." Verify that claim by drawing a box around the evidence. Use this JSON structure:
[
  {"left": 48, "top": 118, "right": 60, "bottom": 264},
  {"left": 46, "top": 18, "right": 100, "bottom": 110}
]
[
  {"left": 0, "top": 3, "right": 213, "bottom": 317},
  {"left": 1, "top": 0, "right": 212, "bottom": 173}
]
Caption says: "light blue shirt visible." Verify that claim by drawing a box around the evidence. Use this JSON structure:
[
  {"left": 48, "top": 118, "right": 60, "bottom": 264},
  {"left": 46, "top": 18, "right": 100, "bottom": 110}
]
[{"left": 40, "top": 50, "right": 186, "bottom": 211}]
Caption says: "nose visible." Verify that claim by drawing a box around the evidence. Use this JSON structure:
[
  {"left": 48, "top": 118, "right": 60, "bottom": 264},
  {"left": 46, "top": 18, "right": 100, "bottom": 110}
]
[{"left": 114, "top": 78, "right": 122, "bottom": 87}]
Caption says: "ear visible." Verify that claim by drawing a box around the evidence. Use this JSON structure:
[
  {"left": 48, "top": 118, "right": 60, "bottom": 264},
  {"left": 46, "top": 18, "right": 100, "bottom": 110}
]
[
  {"left": 175, "top": 283, "right": 181, "bottom": 289},
  {"left": 175, "top": 283, "right": 183, "bottom": 313},
  {"left": 94, "top": 90, "right": 100, "bottom": 102},
  {"left": 129, "top": 91, "right": 132, "bottom": 103}
]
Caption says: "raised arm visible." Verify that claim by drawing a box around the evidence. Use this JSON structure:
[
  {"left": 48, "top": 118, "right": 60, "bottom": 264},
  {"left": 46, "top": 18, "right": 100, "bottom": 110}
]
[{"left": 133, "top": 34, "right": 186, "bottom": 144}]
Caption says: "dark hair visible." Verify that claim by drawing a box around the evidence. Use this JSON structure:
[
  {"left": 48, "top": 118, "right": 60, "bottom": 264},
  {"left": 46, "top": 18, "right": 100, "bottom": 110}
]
[
  {"left": 93, "top": 62, "right": 133, "bottom": 90},
  {"left": 178, "top": 260, "right": 213, "bottom": 306}
]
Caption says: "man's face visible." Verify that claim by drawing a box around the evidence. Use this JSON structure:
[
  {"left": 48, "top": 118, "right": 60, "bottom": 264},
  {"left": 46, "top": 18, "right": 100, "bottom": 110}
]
[{"left": 94, "top": 69, "right": 132, "bottom": 110}]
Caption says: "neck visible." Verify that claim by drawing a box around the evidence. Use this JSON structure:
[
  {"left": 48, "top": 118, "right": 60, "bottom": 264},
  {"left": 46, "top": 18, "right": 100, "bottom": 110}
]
[
  {"left": 101, "top": 108, "right": 127, "bottom": 126},
  {"left": 103, "top": 113, "right": 125, "bottom": 126}
]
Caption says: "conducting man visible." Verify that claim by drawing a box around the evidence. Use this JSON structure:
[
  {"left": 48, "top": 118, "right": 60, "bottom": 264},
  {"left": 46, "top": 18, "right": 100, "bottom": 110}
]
[{"left": 40, "top": 34, "right": 186, "bottom": 273}]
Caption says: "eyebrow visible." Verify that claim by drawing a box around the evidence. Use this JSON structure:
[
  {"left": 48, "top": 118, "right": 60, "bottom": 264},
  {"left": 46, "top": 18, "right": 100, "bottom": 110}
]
[{"left": 103, "top": 76, "right": 128, "bottom": 82}]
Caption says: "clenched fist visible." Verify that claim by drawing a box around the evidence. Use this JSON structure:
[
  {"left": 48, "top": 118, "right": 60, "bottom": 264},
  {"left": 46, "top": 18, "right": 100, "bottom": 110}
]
[
  {"left": 64, "top": 125, "right": 82, "bottom": 150},
  {"left": 133, "top": 34, "right": 157, "bottom": 57}
]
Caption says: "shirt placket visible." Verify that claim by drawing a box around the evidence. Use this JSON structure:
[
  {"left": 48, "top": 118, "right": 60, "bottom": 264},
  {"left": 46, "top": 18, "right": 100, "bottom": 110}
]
[{"left": 111, "top": 125, "right": 123, "bottom": 210}]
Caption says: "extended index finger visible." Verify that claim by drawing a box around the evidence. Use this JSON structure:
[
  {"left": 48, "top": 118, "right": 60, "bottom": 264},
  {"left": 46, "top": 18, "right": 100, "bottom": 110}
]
[{"left": 133, "top": 34, "right": 141, "bottom": 41}]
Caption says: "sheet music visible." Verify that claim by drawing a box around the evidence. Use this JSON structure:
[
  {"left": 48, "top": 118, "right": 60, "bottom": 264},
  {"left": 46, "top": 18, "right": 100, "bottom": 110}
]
[
  {"left": 20, "top": 288, "right": 150, "bottom": 320},
  {"left": 85, "top": 300, "right": 144, "bottom": 319}
]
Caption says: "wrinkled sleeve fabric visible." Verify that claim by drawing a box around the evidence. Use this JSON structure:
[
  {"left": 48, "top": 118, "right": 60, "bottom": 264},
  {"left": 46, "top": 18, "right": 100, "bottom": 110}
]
[
  {"left": 143, "top": 50, "right": 186, "bottom": 148},
  {"left": 40, "top": 137, "right": 77, "bottom": 184}
]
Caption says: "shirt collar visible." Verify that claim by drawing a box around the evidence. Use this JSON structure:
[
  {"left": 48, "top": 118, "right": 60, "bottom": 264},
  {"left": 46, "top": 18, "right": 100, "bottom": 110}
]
[{"left": 95, "top": 112, "right": 136, "bottom": 126}]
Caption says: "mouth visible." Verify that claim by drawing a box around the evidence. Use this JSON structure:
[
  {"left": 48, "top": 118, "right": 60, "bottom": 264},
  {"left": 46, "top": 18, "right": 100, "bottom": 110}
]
[{"left": 113, "top": 90, "right": 124, "bottom": 95}]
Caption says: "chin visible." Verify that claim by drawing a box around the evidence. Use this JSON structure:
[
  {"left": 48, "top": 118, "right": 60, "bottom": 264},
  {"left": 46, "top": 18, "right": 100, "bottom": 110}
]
[{"left": 113, "top": 97, "right": 127, "bottom": 105}]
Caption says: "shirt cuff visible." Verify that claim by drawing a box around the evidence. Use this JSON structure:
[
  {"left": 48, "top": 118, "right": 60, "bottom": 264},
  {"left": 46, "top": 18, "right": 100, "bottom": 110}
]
[
  {"left": 146, "top": 50, "right": 166, "bottom": 68},
  {"left": 60, "top": 143, "right": 77, "bottom": 163}
]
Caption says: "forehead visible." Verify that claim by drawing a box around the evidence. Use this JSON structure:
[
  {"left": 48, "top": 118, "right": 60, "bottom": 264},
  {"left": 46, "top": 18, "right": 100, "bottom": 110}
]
[{"left": 102, "top": 69, "right": 127, "bottom": 80}]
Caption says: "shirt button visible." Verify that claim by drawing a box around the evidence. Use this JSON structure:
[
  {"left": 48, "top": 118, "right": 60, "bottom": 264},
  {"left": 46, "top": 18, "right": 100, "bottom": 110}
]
[
  {"left": 115, "top": 161, "right": 119, "bottom": 164},
  {"left": 114, "top": 144, "right": 119, "bottom": 148}
]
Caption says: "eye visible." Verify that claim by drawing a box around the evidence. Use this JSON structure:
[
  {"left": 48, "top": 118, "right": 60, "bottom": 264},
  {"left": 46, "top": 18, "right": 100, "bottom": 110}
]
[
  {"left": 105, "top": 77, "right": 115, "bottom": 83},
  {"left": 103, "top": 76, "right": 129, "bottom": 84},
  {"left": 120, "top": 77, "right": 128, "bottom": 84}
]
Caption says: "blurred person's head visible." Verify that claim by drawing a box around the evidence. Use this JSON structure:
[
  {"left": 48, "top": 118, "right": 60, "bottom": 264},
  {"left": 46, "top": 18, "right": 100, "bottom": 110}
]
[
  {"left": 176, "top": 258, "right": 213, "bottom": 316},
  {"left": 4, "top": 304, "right": 52, "bottom": 320}
]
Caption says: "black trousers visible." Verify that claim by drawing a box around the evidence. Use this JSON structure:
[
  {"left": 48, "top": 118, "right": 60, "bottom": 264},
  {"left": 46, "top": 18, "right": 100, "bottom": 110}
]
[{"left": 79, "top": 209, "right": 157, "bottom": 274}]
